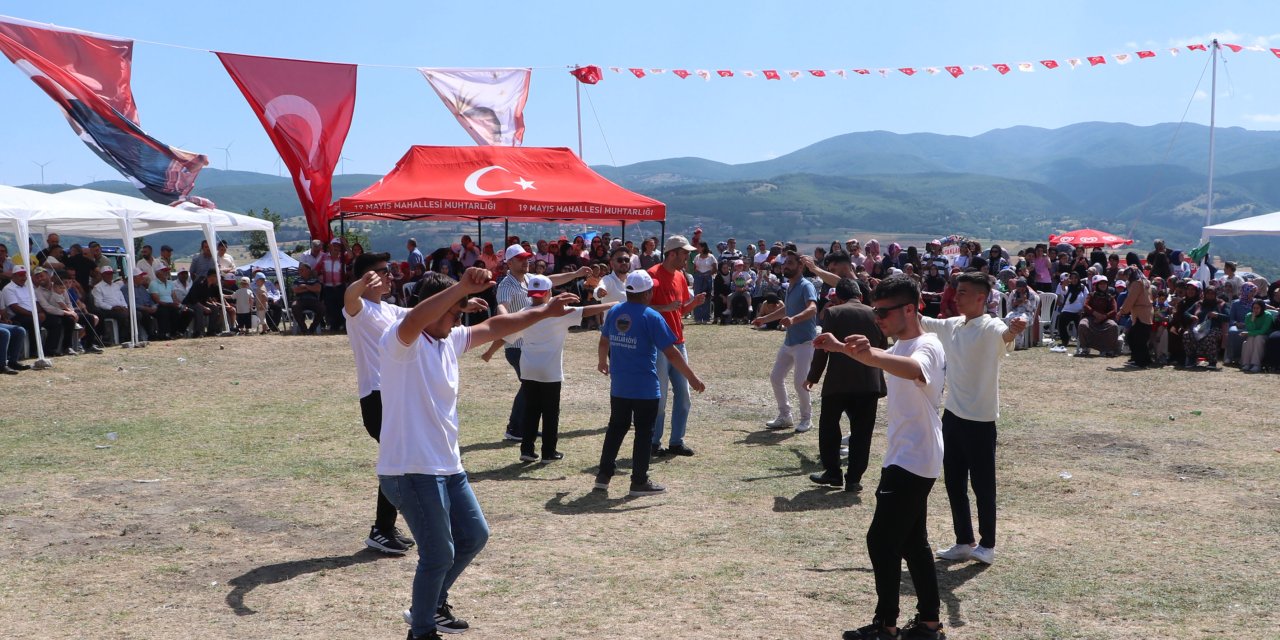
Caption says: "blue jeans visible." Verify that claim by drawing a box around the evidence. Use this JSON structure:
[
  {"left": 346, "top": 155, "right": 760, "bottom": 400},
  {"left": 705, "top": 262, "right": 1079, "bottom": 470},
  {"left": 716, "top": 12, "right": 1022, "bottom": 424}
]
[
  {"left": 692, "top": 273, "right": 714, "bottom": 322},
  {"left": 380, "top": 472, "right": 490, "bottom": 637},
  {"left": 504, "top": 347, "right": 527, "bottom": 435},
  {"left": 653, "top": 343, "right": 691, "bottom": 447},
  {"left": 0, "top": 323, "right": 27, "bottom": 365}
]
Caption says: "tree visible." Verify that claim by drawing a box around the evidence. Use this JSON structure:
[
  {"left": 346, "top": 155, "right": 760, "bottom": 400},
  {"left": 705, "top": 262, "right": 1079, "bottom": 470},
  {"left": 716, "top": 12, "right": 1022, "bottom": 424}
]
[{"left": 244, "top": 207, "right": 283, "bottom": 258}]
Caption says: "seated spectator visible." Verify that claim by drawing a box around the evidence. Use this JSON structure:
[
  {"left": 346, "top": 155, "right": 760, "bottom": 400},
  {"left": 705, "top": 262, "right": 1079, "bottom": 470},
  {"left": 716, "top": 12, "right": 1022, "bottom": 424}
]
[
  {"left": 128, "top": 268, "right": 159, "bottom": 342},
  {"left": 89, "top": 265, "right": 131, "bottom": 347},
  {"left": 290, "top": 263, "right": 325, "bottom": 334},
  {"left": 1004, "top": 278, "right": 1038, "bottom": 350},
  {"left": 1181, "top": 283, "right": 1226, "bottom": 368},
  {"left": 1241, "top": 299, "right": 1276, "bottom": 373},
  {"left": 1076, "top": 275, "right": 1119, "bottom": 357},
  {"left": 32, "top": 267, "right": 77, "bottom": 356},
  {"left": 755, "top": 293, "right": 783, "bottom": 330},
  {"left": 0, "top": 316, "right": 29, "bottom": 373},
  {"left": 1225, "top": 282, "right": 1257, "bottom": 366},
  {"left": 149, "top": 263, "right": 189, "bottom": 339},
  {"left": 183, "top": 269, "right": 228, "bottom": 337}
]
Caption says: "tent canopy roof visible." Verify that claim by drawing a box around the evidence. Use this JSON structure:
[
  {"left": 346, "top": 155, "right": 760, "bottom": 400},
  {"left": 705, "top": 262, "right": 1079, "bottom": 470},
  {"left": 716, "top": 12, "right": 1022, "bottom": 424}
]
[
  {"left": 1202, "top": 210, "right": 1280, "bottom": 238},
  {"left": 334, "top": 146, "right": 665, "bottom": 224}
]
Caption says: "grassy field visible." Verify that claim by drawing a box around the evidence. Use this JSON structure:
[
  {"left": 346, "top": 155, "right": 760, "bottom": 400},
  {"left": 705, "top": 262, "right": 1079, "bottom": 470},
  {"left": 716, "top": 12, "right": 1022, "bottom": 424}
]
[{"left": 1, "top": 326, "right": 1277, "bottom": 639}]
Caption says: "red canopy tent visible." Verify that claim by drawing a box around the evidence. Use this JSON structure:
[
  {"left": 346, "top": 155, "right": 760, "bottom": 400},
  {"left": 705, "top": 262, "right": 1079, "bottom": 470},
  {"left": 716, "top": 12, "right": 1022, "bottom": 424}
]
[
  {"left": 334, "top": 145, "right": 666, "bottom": 242},
  {"left": 1048, "top": 228, "right": 1133, "bottom": 249}
]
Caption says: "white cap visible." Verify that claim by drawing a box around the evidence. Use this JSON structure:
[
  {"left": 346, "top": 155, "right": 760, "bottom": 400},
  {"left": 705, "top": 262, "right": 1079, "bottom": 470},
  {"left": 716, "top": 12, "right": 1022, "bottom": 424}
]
[
  {"left": 10, "top": 264, "right": 27, "bottom": 275},
  {"left": 504, "top": 244, "right": 532, "bottom": 262},
  {"left": 625, "top": 270, "right": 654, "bottom": 293},
  {"left": 131, "top": 267, "right": 145, "bottom": 277},
  {"left": 155, "top": 261, "right": 170, "bottom": 271},
  {"left": 526, "top": 274, "right": 553, "bottom": 298}
]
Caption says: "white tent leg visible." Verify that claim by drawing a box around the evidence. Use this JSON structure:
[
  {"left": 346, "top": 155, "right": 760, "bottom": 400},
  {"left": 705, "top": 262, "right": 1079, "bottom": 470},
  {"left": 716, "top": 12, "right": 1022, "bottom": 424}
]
[
  {"left": 267, "top": 228, "right": 289, "bottom": 310},
  {"left": 204, "top": 224, "right": 232, "bottom": 336},
  {"left": 119, "top": 218, "right": 141, "bottom": 347},
  {"left": 15, "top": 221, "right": 52, "bottom": 369}
]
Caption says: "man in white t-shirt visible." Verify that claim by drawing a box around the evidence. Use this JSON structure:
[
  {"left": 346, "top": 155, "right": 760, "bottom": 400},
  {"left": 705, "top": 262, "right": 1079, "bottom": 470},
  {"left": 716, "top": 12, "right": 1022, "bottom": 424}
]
[
  {"left": 920, "top": 270, "right": 1025, "bottom": 567},
  {"left": 344, "top": 252, "right": 489, "bottom": 557},
  {"left": 380, "top": 267, "right": 576, "bottom": 640},
  {"left": 594, "top": 246, "right": 631, "bottom": 305},
  {"left": 511, "top": 274, "right": 615, "bottom": 463},
  {"left": 815, "top": 274, "right": 947, "bottom": 640}
]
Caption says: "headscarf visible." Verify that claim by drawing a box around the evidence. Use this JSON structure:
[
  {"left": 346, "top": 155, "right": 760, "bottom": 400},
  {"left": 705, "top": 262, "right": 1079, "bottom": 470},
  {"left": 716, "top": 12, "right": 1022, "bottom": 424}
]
[{"left": 1239, "top": 281, "right": 1257, "bottom": 304}]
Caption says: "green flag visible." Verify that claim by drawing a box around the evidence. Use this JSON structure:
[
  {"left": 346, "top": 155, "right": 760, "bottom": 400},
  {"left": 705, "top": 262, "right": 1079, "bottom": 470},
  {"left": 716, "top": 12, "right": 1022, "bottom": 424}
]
[{"left": 1187, "top": 241, "right": 1210, "bottom": 264}]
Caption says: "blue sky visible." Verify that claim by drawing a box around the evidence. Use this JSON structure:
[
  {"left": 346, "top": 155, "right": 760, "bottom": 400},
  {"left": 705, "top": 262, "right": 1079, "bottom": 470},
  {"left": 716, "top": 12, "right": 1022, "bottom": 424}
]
[{"left": 2, "top": 1, "right": 1279, "bottom": 186}]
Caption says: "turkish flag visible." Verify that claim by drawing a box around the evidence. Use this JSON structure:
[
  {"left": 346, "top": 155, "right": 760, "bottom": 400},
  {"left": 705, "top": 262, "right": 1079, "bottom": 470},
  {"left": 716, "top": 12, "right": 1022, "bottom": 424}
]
[
  {"left": 1223, "top": 43, "right": 1243, "bottom": 53},
  {"left": 898, "top": 67, "right": 916, "bottom": 76},
  {"left": 1272, "top": 48, "right": 1280, "bottom": 58},
  {"left": 993, "top": 63, "right": 1011, "bottom": 75},
  {"left": 217, "top": 52, "right": 356, "bottom": 242},
  {"left": 629, "top": 68, "right": 646, "bottom": 78},
  {"left": 1087, "top": 56, "right": 1106, "bottom": 66},
  {"left": 717, "top": 69, "right": 734, "bottom": 77},
  {"left": 763, "top": 69, "right": 780, "bottom": 80},
  {"left": 570, "top": 65, "right": 603, "bottom": 84},
  {"left": 673, "top": 69, "right": 691, "bottom": 79},
  {"left": 1136, "top": 50, "right": 1156, "bottom": 59},
  {"left": 945, "top": 66, "right": 964, "bottom": 78},
  {"left": 809, "top": 69, "right": 826, "bottom": 77},
  {"left": 1188, "top": 44, "right": 1207, "bottom": 52},
  {"left": 1041, "top": 60, "right": 1059, "bottom": 69},
  {"left": 853, "top": 68, "right": 871, "bottom": 75}
]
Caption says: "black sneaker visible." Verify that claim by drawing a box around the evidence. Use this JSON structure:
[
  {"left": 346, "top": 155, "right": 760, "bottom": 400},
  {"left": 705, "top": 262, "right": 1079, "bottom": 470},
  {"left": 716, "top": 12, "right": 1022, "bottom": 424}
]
[
  {"left": 392, "top": 526, "right": 415, "bottom": 548},
  {"left": 628, "top": 480, "right": 667, "bottom": 497},
  {"left": 845, "top": 481, "right": 863, "bottom": 493},
  {"left": 900, "top": 617, "right": 945, "bottom": 639},
  {"left": 434, "top": 601, "right": 469, "bottom": 634},
  {"left": 407, "top": 629, "right": 443, "bottom": 640},
  {"left": 365, "top": 526, "right": 409, "bottom": 555},
  {"left": 650, "top": 444, "right": 667, "bottom": 457},
  {"left": 666, "top": 443, "right": 695, "bottom": 456},
  {"left": 843, "top": 619, "right": 899, "bottom": 639},
  {"left": 8, "top": 362, "right": 31, "bottom": 371},
  {"left": 809, "top": 471, "right": 843, "bottom": 487},
  {"left": 539, "top": 452, "right": 564, "bottom": 464}
]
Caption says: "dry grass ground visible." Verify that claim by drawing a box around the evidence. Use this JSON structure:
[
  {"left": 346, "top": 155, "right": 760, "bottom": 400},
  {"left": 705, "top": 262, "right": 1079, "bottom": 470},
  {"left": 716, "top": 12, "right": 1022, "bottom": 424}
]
[{"left": 1, "top": 325, "right": 1277, "bottom": 639}]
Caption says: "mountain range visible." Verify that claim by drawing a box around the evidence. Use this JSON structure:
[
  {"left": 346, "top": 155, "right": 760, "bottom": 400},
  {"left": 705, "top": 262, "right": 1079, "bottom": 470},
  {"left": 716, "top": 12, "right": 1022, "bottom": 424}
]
[{"left": 20, "top": 121, "right": 1280, "bottom": 274}]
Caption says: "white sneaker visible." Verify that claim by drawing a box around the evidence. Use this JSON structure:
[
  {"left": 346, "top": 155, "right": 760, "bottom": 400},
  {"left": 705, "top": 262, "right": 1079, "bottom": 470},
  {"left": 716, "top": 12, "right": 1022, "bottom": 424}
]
[
  {"left": 765, "top": 415, "right": 794, "bottom": 429},
  {"left": 935, "top": 543, "right": 974, "bottom": 561},
  {"left": 1049, "top": 345, "right": 1066, "bottom": 353},
  {"left": 970, "top": 545, "right": 996, "bottom": 565},
  {"left": 794, "top": 418, "right": 812, "bottom": 433}
]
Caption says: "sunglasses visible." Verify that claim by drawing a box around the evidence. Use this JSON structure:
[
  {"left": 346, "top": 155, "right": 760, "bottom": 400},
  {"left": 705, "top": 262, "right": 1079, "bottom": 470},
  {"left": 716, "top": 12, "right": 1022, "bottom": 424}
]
[
  {"left": 613, "top": 257, "right": 630, "bottom": 263},
  {"left": 872, "top": 302, "right": 911, "bottom": 318},
  {"left": 372, "top": 267, "right": 391, "bottom": 275}
]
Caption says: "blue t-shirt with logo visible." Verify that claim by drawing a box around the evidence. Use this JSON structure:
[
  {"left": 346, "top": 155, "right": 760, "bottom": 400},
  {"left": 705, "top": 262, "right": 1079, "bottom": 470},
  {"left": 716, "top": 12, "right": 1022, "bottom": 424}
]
[
  {"left": 783, "top": 277, "right": 819, "bottom": 346},
  {"left": 601, "top": 301, "right": 677, "bottom": 400}
]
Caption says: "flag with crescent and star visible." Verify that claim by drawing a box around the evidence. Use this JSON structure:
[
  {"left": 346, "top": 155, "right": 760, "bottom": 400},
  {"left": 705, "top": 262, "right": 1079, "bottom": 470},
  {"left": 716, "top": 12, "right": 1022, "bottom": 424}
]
[
  {"left": 0, "top": 17, "right": 208, "bottom": 203},
  {"left": 217, "top": 52, "right": 357, "bottom": 242},
  {"left": 420, "top": 68, "right": 531, "bottom": 147}
]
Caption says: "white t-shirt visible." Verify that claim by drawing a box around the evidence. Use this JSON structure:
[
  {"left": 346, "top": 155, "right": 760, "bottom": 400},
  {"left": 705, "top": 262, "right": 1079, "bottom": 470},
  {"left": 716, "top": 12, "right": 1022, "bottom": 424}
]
[
  {"left": 344, "top": 298, "right": 410, "bottom": 397},
  {"left": 920, "top": 314, "right": 1009, "bottom": 422},
  {"left": 596, "top": 272, "right": 627, "bottom": 304},
  {"left": 232, "top": 288, "right": 254, "bottom": 313},
  {"left": 1, "top": 282, "right": 34, "bottom": 314},
  {"left": 694, "top": 254, "right": 718, "bottom": 274},
  {"left": 515, "top": 307, "right": 584, "bottom": 382},
  {"left": 882, "top": 334, "right": 946, "bottom": 479},
  {"left": 376, "top": 324, "right": 471, "bottom": 476}
]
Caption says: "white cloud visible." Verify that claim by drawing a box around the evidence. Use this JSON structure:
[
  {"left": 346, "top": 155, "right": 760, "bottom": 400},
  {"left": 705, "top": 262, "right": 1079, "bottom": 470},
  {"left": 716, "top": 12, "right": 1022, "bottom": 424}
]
[
  {"left": 1193, "top": 90, "right": 1209, "bottom": 101},
  {"left": 1243, "top": 113, "right": 1280, "bottom": 123}
]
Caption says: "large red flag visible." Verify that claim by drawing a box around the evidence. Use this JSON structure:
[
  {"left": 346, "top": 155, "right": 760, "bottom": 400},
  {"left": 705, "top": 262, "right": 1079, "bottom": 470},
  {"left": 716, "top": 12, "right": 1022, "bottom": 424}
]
[
  {"left": 217, "top": 53, "right": 356, "bottom": 242},
  {"left": 570, "top": 65, "right": 603, "bottom": 84}
]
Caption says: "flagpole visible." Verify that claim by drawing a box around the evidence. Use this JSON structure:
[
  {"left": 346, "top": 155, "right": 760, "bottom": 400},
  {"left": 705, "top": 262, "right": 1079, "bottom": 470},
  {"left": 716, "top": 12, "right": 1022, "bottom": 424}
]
[
  {"left": 1204, "top": 39, "right": 1219, "bottom": 241},
  {"left": 575, "top": 73, "right": 584, "bottom": 159}
]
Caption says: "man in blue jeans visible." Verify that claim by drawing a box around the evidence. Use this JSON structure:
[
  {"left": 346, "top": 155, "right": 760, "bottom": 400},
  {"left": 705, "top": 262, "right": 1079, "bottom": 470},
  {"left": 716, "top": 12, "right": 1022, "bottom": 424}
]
[
  {"left": 0, "top": 321, "right": 31, "bottom": 374},
  {"left": 646, "top": 236, "right": 707, "bottom": 456},
  {"left": 379, "top": 267, "right": 578, "bottom": 640}
]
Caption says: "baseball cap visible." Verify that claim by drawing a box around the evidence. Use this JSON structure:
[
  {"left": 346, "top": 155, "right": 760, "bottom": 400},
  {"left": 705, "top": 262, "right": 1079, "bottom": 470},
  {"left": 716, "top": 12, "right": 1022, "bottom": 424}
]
[
  {"left": 329, "top": 238, "right": 342, "bottom": 245},
  {"left": 11, "top": 264, "right": 27, "bottom": 275},
  {"left": 131, "top": 267, "right": 145, "bottom": 277},
  {"left": 156, "top": 261, "right": 170, "bottom": 271},
  {"left": 526, "top": 274, "right": 553, "bottom": 298},
  {"left": 99, "top": 265, "right": 114, "bottom": 273},
  {"left": 504, "top": 244, "right": 532, "bottom": 262},
  {"left": 1092, "top": 275, "right": 1109, "bottom": 284},
  {"left": 625, "top": 270, "right": 654, "bottom": 293},
  {"left": 662, "top": 235, "right": 696, "bottom": 254},
  {"left": 253, "top": 272, "right": 266, "bottom": 281},
  {"left": 238, "top": 276, "right": 251, "bottom": 286}
]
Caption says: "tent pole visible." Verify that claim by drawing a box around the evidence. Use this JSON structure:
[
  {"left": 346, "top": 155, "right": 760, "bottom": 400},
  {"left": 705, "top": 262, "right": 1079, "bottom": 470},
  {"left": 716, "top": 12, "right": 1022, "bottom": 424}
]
[
  {"left": 205, "top": 224, "right": 233, "bottom": 336},
  {"left": 1204, "top": 39, "right": 1219, "bottom": 242},
  {"left": 477, "top": 219, "right": 482, "bottom": 255},
  {"left": 16, "top": 220, "right": 52, "bottom": 369},
  {"left": 120, "top": 218, "right": 140, "bottom": 347},
  {"left": 339, "top": 216, "right": 346, "bottom": 243},
  {"left": 267, "top": 228, "right": 289, "bottom": 317},
  {"left": 660, "top": 220, "right": 666, "bottom": 242},
  {"left": 621, "top": 220, "right": 626, "bottom": 243},
  {"left": 504, "top": 219, "right": 510, "bottom": 246},
  {"left": 576, "top": 78, "right": 584, "bottom": 159}
]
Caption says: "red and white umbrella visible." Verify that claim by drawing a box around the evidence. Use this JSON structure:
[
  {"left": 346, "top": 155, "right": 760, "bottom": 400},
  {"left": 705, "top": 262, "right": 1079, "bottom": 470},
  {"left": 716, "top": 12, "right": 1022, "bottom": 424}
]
[{"left": 1048, "top": 228, "right": 1133, "bottom": 249}]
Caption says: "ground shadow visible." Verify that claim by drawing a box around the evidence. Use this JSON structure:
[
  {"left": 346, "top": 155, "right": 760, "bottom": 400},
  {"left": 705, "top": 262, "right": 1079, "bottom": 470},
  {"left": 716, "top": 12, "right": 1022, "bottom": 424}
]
[
  {"left": 934, "top": 561, "right": 989, "bottom": 628},
  {"left": 773, "top": 486, "right": 863, "bottom": 512},
  {"left": 741, "top": 447, "right": 822, "bottom": 483},
  {"left": 544, "top": 490, "right": 659, "bottom": 515},
  {"left": 805, "top": 565, "right": 875, "bottom": 574},
  {"left": 225, "top": 549, "right": 386, "bottom": 616},
  {"left": 460, "top": 426, "right": 608, "bottom": 455},
  {"left": 467, "top": 460, "right": 568, "bottom": 483},
  {"left": 733, "top": 427, "right": 799, "bottom": 446}
]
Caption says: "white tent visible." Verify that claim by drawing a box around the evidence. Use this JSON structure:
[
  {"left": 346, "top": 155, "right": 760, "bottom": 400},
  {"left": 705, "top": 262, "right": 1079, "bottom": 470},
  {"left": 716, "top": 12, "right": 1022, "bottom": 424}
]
[
  {"left": 235, "top": 251, "right": 299, "bottom": 277},
  {"left": 1202, "top": 210, "right": 1280, "bottom": 238}
]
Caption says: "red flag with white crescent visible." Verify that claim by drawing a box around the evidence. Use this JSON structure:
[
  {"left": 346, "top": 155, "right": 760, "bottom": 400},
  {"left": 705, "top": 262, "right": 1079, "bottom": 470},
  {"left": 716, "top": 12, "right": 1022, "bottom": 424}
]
[
  {"left": 1087, "top": 56, "right": 1106, "bottom": 66},
  {"left": 219, "top": 52, "right": 357, "bottom": 242},
  {"left": 570, "top": 65, "right": 603, "bottom": 84},
  {"left": 993, "top": 63, "right": 1011, "bottom": 75},
  {"left": 1272, "top": 48, "right": 1280, "bottom": 58},
  {"left": 898, "top": 67, "right": 916, "bottom": 76},
  {"left": 1041, "top": 60, "right": 1059, "bottom": 69},
  {"left": 717, "top": 69, "right": 733, "bottom": 77},
  {"left": 945, "top": 66, "right": 964, "bottom": 78},
  {"left": 1136, "top": 50, "right": 1155, "bottom": 59},
  {"left": 853, "top": 68, "right": 871, "bottom": 75},
  {"left": 1223, "top": 43, "right": 1243, "bottom": 53},
  {"left": 808, "top": 69, "right": 826, "bottom": 77},
  {"left": 763, "top": 69, "right": 780, "bottom": 80},
  {"left": 629, "top": 68, "right": 646, "bottom": 78},
  {"left": 673, "top": 69, "right": 691, "bottom": 79},
  {"left": 1187, "top": 44, "right": 1207, "bottom": 52}
]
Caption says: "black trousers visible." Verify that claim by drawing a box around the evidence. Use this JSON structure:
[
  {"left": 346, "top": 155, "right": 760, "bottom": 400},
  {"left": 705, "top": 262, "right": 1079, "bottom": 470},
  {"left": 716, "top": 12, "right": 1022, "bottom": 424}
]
[
  {"left": 520, "top": 379, "right": 562, "bottom": 458},
  {"left": 359, "top": 391, "right": 398, "bottom": 533},
  {"left": 17, "top": 314, "right": 73, "bottom": 354},
  {"left": 598, "top": 396, "right": 658, "bottom": 486},
  {"left": 321, "top": 285, "right": 345, "bottom": 332},
  {"left": 867, "top": 464, "right": 940, "bottom": 628},
  {"left": 941, "top": 410, "right": 998, "bottom": 549},
  {"left": 1128, "top": 319, "right": 1152, "bottom": 367},
  {"left": 818, "top": 393, "right": 879, "bottom": 484},
  {"left": 291, "top": 298, "right": 325, "bottom": 334},
  {"left": 76, "top": 310, "right": 104, "bottom": 348},
  {"left": 1056, "top": 311, "right": 1080, "bottom": 346}
]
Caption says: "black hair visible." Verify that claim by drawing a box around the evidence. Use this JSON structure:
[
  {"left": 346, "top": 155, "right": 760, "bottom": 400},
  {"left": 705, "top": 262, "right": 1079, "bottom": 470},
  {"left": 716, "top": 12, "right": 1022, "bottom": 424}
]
[
  {"left": 956, "top": 270, "right": 992, "bottom": 294},
  {"left": 825, "top": 249, "right": 851, "bottom": 266},
  {"left": 763, "top": 293, "right": 781, "bottom": 304},
  {"left": 409, "top": 272, "right": 457, "bottom": 306},
  {"left": 835, "top": 277, "right": 860, "bottom": 302},
  {"left": 872, "top": 274, "right": 920, "bottom": 306},
  {"left": 352, "top": 252, "right": 392, "bottom": 277},
  {"left": 608, "top": 246, "right": 630, "bottom": 260}
]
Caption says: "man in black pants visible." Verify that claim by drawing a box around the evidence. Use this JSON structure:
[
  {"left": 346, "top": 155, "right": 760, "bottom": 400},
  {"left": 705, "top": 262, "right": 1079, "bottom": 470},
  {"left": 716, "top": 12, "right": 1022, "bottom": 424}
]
[
  {"left": 806, "top": 278, "right": 886, "bottom": 492},
  {"left": 815, "top": 275, "right": 947, "bottom": 640}
]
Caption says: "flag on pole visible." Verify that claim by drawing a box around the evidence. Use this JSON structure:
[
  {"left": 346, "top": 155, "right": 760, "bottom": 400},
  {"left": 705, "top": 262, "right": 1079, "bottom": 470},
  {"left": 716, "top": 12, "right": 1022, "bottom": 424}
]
[
  {"left": 672, "top": 69, "right": 691, "bottom": 79},
  {"left": 218, "top": 52, "right": 357, "bottom": 242},
  {"left": 993, "top": 63, "right": 1011, "bottom": 75},
  {"left": 0, "top": 17, "right": 207, "bottom": 203},
  {"left": 629, "top": 68, "right": 646, "bottom": 78},
  {"left": 763, "top": 69, "right": 780, "bottom": 80},
  {"left": 1088, "top": 56, "right": 1107, "bottom": 66},
  {"left": 1041, "top": 59, "right": 1060, "bottom": 69},
  {"left": 945, "top": 66, "right": 964, "bottom": 78},
  {"left": 421, "top": 68, "right": 531, "bottom": 147},
  {"left": 1136, "top": 50, "right": 1156, "bottom": 59},
  {"left": 1187, "top": 241, "right": 1213, "bottom": 285},
  {"left": 570, "top": 65, "right": 603, "bottom": 84}
]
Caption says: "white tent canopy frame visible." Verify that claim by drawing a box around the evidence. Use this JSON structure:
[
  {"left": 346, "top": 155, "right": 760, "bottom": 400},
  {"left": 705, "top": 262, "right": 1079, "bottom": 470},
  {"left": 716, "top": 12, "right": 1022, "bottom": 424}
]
[{"left": 1201, "top": 210, "right": 1280, "bottom": 239}]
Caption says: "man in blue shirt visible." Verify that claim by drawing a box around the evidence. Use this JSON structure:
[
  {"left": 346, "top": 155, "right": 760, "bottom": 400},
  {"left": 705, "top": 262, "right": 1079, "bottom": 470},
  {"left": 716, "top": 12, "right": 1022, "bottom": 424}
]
[
  {"left": 753, "top": 251, "right": 820, "bottom": 433},
  {"left": 595, "top": 270, "right": 705, "bottom": 497}
]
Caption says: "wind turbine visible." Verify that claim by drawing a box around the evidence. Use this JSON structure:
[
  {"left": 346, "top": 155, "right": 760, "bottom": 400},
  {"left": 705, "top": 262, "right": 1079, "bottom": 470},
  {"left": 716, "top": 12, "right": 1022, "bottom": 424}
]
[
  {"left": 32, "top": 160, "right": 52, "bottom": 185},
  {"left": 214, "top": 142, "right": 234, "bottom": 170},
  {"left": 339, "top": 156, "right": 353, "bottom": 175}
]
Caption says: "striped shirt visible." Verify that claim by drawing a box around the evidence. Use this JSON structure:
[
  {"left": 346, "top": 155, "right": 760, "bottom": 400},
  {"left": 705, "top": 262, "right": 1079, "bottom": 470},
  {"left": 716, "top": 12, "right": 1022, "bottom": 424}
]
[{"left": 497, "top": 272, "right": 530, "bottom": 348}]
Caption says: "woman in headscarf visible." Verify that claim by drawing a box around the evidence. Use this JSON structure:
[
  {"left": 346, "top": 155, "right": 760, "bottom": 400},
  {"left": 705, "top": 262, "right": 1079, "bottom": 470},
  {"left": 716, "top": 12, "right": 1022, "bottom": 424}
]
[
  {"left": 1241, "top": 299, "right": 1276, "bottom": 373},
  {"left": 1225, "top": 281, "right": 1258, "bottom": 365},
  {"left": 880, "top": 242, "right": 903, "bottom": 276},
  {"left": 1181, "top": 283, "right": 1226, "bottom": 368},
  {"left": 1076, "top": 275, "right": 1119, "bottom": 356},
  {"left": 863, "top": 239, "right": 882, "bottom": 277}
]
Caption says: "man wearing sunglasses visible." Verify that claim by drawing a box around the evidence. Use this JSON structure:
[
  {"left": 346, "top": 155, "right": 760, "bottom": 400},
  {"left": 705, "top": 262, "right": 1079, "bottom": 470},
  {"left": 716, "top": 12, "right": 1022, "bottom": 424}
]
[
  {"left": 595, "top": 247, "right": 632, "bottom": 304},
  {"left": 921, "top": 271, "right": 1025, "bottom": 567},
  {"left": 814, "top": 274, "right": 946, "bottom": 640}
]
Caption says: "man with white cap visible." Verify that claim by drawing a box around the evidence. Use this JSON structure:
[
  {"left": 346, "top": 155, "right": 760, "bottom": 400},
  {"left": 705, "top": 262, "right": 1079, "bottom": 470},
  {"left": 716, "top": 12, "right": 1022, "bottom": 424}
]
[
  {"left": 491, "top": 243, "right": 590, "bottom": 442},
  {"left": 596, "top": 269, "right": 705, "bottom": 496},
  {"left": 149, "top": 262, "right": 186, "bottom": 339},
  {"left": 92, "top": 265, "right": 132, "bottom": 344},
  {"left": 646, "top": 235, "right": 707, "bottom": 456},
  {"left": 2, "top": 266, "right": 44, "bottom": 355}
]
